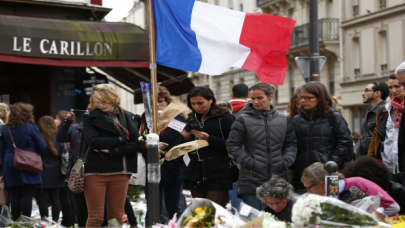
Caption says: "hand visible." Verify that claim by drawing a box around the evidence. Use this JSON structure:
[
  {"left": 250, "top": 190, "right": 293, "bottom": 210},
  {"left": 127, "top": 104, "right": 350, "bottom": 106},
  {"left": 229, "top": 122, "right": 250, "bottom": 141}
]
[
  {"left": 180, "top": 129, "right": 192, "bottom": 140},
  {"left": 191, "top": 130, "right": 209, "bottom": 141},
  {"left": 159, "top": 142, "right": 169, "bottom": 150},
  {"left": 94, "top": 149, "right": 109, "bottom": 153},
  {"left": 66, "top": 109, "right": 75, "bottom": 120}
]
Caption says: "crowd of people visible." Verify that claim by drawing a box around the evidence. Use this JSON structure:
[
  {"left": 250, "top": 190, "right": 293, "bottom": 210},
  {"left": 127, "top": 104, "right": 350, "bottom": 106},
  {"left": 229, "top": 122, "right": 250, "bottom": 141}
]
[{"left": 0, "top": 61, "right": 405, "bottom": 227}]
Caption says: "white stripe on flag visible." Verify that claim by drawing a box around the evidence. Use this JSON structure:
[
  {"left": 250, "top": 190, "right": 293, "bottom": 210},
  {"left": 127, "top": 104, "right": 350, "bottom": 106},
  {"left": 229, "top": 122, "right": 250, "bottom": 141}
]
[{"left": 190, "top": 2, "right": 251, "bottom": 75}]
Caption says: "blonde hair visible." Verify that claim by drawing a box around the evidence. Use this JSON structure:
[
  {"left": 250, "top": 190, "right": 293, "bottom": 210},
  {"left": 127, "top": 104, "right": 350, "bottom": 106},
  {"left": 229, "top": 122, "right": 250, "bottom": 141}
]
[
  {"left": 158, "top": 86, "right": 189, "bottom": 118},
  {"left": 0, "top": 103, "right": 10, "bottom": 123},
  {"left": 89, "top": 84, "right": 121, "bottom": 110}
]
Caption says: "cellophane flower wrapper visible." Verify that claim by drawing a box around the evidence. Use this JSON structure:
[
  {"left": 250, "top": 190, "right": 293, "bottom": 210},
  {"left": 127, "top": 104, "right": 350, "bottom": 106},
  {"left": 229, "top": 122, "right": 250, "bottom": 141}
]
[
  {"left": 107, "top": 218, "right": 122, "bottom": 228},
  {"left": 235, "top": 202, "right": 261, "bottom": 223},
  {"left": 41, "top": 217, "right": 66, "bottom": 228},
  {"left": 262, "top": 213, "right": 289, "bottom": 228},
  {"left": 175, "top": 198, "right": 235, "bottom": 228},
  {"left": 291, "top": 194, "right": 378, "bottom": 228},
  {"left": 350, "top": 195, "right": 381, "bottom": 214},
  {"left": 0, "top": 205, "right": 12, "bottom": 227},
  {"left": 9, "top": 215, "right": 54, "bottom": 228},
  {"left": 140, "top": 82, "right": 160, "bottom": 134}
]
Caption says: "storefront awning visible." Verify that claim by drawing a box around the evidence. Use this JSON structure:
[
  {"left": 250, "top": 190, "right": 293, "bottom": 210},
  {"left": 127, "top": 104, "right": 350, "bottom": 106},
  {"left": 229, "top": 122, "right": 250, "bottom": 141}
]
[{"left": 0, "top": 14, "right": 195, "bottom": 101}]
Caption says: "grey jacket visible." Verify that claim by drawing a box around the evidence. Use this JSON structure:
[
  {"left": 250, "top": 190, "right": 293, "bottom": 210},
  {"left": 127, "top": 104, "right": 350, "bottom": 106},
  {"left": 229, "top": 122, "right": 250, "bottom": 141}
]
[{"left": 226, "top": 102, "right": 297, "bottom": 195}]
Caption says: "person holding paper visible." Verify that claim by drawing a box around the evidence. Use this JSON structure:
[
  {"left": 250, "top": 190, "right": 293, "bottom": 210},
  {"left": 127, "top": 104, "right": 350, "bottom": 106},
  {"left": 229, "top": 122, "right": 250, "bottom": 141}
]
[{"left": 181, "top": 86, "right": 236, "bottom": 207}]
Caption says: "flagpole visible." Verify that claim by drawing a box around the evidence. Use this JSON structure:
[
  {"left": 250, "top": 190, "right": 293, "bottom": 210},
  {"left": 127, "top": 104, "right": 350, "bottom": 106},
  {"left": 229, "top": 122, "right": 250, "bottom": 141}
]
[{"left": 147, "top": 0, "right": 161, "bottom": 225}]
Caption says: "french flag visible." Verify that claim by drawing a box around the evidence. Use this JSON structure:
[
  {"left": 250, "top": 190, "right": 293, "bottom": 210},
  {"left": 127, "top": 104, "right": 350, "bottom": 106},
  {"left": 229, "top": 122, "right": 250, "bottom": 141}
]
[{"left": 152, "top": 0, "right": 295, "bottom": 85}]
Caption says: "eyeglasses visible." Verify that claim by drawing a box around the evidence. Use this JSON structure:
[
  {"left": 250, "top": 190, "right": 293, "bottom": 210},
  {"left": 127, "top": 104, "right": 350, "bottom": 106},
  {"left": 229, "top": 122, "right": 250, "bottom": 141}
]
[
  {"left": 363, "top": 88, "right": 374, "bottom": 93},
  {"left": 299, "top": 96, "right": 315, "bottom": 101},
  {"left": 158, "top": 99, "right": 166, "bottom": 104},
  {"left": 305, "top": 183, "right": 316, "bottom": 191},
  {"left": 266, "top": 199, "right": 287, "bottom": 207}
]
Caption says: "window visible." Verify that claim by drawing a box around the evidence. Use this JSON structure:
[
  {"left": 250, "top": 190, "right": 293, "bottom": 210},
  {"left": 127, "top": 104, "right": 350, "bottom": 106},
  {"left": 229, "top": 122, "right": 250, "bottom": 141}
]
[
  {"left": 274, "top": 86, "right": 278, "bottom": 104},
  {"left": 240, "top": 3, "right": 243, "bottom": 12},
  {"left": 353, "top": 0, "right": 359, "bottom": 17},
  {"left": 229, "top": 80, "right": 234, "bottom": 95},
  {"left": 353, "top": 38, "right": 361, "bottom": 79},
  {"left": 216, "top": 82, "right": 221, "bottom": 100},
  {"left": 214, "top": 0, "right": 219, "bottom": 5},
  {"left": 379, "top": 31, "right": 388, "bottom": 76},
  {"left": 352, "top": 106, "right": 367, "bottom": 134},
  {"left": 240, "top": 77, "right": 245, "bottom": 84}
]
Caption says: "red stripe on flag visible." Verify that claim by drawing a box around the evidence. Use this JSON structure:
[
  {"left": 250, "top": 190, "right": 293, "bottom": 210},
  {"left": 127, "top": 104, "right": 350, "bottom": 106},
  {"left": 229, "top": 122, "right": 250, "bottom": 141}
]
[{"left": 239, "top": 13, "right": 295, "bottom": 85}]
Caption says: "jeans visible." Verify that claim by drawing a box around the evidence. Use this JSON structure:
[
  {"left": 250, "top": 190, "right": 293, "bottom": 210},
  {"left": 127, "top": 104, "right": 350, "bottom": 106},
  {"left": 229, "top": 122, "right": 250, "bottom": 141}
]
[
  {"left": 228, "top": 182, "right": 243, "bottom": 211},
  {"left": 240, "top": 194, "right": 262, "bottom": 211},
  {"left": 59, "top": 184, "right": 73, "bottom": 227},
  {"left": 9, "top": 185, "right": 35, "bottom": 221},
  {"left": 84, "top": 174, "right": 129, "bottom": 227},
  {"left": 38, "top": 188, "right": 61, "bottom": 221}
]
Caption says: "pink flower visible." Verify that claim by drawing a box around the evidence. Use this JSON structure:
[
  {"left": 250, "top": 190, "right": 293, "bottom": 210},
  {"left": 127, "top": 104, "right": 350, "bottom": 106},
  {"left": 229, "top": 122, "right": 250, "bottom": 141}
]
[{"left": 169, "top": 213, "right": 177, "bottom": 228}]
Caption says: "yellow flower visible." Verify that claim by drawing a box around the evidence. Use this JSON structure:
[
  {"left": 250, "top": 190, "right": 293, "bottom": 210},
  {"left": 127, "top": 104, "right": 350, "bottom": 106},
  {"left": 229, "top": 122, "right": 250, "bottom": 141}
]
[
  {"left": 194, "top": 207, "right": 203, "bottom": 214},
  {"left": 204, "top": 207, "right": 207, "bottom": 213}
]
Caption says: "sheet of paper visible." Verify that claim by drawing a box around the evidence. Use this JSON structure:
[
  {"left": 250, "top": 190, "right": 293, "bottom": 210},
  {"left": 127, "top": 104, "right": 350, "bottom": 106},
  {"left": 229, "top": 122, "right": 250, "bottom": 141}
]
[
  {"left": 183, "top": 153, "right": 191, "bottom": 167},
  {"left": 168, "top": 119, "right": 186, "bottom": 132},
  {"left": 239, "top": 204, "right": 251, "bottom": 216}
]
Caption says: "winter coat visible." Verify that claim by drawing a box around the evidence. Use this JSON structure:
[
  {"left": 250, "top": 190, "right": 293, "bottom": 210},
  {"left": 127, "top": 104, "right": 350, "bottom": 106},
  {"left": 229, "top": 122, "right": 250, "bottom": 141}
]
[
  {"left": 41, "top": 141, "right": 65, "bottom": 189},
  {"left": 396, "top": 108, "right": 405, "bottom": 173},
  {"left": 227, "top": 102, "right": 297, "bottom": 195},
  {"left": 183, "top": 112, "right": 235, "bottom": 181},
  {"left": 160, "top": 115, "right": 186, "bottom": 183},
  {"left": 56, "top": 119, "right": 84, "bottom": 178},
  {"left": 359, "top": 101, "right": 386, "bottom": 156},
  {"left": 0, "top": 123, "right": 46, "bottom": 188},
  {"left": 82, "top": 108, "right": 145, "bottom": 174},
  {"left": 368, "top": 105, "right": 388, "bottom": 159},
  {"left": 264, "top": 197, "right": 296, "bottom": 222},
  {"left": 291, "top": 110, "right": 353, "bottom": 189},
  {"left": 0, "top": 122, "right": 4, "bottom": 175}
]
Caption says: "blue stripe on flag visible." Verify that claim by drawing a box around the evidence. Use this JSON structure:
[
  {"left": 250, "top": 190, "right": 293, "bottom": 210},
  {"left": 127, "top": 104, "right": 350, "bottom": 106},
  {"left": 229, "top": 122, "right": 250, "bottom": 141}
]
[{"left": 152, "top": 0, "right": 202, "bottom": 72}]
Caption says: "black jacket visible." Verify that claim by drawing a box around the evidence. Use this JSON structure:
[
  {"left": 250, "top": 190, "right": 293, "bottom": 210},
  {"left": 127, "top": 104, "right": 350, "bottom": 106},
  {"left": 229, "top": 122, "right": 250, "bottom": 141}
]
[
  {"left": 397, "top": 108, "right": 405, "bottom": 173},
  {"left": 291, "top": 110, "right": 353, "bottom": 189},
  {"left": 41, "top": 142, "right": 65, "bottom": 189},
  {"left": 183, "top": 112, "right": 235, "bottom": 181},
  {"left": 160, "top": 115, "right": 186, "bottom": 183},
  {"left": 82, "top": 108, "right": 145, "bottom": 174},
  {"left": 226, "top": 103, "right": 297, "bottom": 195},
  {"left": 359, "top": 101, "right": 386, "bottom": 156},
  {"left": 387, "top": 181, "right": 405, "bottom": 215},
  {"left": 56, "top": 119, "right": 84, "bottom": 178},
  {"left": 264, "top": 197, "right": 296, "bottom": 222}
]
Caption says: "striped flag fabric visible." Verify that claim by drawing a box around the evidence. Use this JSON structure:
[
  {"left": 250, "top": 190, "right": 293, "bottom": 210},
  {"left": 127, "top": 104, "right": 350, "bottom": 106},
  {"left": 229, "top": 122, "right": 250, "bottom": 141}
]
[{"left": 152, "top": 0, "right": 296, "bottom": 85}]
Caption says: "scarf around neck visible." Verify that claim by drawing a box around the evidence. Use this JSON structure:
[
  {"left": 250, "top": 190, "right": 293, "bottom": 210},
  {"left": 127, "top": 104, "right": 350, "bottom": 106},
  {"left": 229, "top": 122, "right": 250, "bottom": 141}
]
[
  {"left": 103, "top": 105, "right": 129, "bottom": 140},
  {"left": 390, "top": 96, "right": 404, "bottom": 128}
]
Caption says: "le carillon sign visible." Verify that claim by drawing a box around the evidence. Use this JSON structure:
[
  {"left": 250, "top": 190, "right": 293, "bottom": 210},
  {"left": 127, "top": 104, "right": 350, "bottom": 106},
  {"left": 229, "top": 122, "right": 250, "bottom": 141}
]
[{"left": 0, "top": 15, "right": 149, "bottom": 61}]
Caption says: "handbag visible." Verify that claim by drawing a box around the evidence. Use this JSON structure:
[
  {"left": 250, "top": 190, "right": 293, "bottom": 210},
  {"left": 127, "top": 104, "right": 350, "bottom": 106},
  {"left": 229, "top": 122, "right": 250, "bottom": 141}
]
[
  {"left": 60, "top": 143, "right": 69, "bottom": 176},
  {"left": 218, "top": 117, "right": 239, "bottom": 184},
  {"left": 128, "top": 152, "right": 146, "bottom": 186},
  {"left": 68, "top": 133, "right": 89, "bottom": 193},
  {"left": 8, "top": 126, "right": 42, "bottom": 174}
]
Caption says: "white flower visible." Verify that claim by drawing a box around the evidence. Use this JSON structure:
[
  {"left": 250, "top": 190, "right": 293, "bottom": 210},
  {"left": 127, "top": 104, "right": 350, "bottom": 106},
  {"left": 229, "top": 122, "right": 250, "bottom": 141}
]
[{"left": 138, "top": 136, "right": 143, "bottom": 141}]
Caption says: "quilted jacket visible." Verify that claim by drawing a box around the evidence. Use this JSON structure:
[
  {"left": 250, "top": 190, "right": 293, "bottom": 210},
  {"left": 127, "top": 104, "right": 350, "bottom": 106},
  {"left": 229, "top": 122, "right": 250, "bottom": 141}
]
[
  {"left": 291, "top": 110, "right": 353, "bottom": 189},
  {"left": 226, "top": 102, "right": 297, "bottom": 195}
]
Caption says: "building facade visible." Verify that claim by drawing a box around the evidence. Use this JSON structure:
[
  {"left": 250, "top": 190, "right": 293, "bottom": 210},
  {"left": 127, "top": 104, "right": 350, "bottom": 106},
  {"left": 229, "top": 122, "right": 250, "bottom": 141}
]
[{"left": 340, "top": 0, "right": 405, "bottom": 133}]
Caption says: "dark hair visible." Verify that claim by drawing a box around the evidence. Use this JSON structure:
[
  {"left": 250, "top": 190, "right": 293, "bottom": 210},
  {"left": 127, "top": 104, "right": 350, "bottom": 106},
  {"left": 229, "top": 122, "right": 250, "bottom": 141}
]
[
  {"left": 37, "top": 116, "right": 58, "bottom": 156},
  {"left": 249, "top": 82, "right": 275, "bottom": 96},
  {"left": 298, "top": 82, "right": 334, "bottom": 118},
  {"left": 389, "top": 74, "right": 397, "bottom": 80},
  {"left": 232, "top": 83, "right": 249, "bottom": 98},
  {"left": 341, "top": 156, "right": 391, "bottom": 190},
  {"left": 187, "top": 86, "right": 228, "bottom": 115},
  {"left": 8, "top": 102, "right": 35, "bottom": 128},
  {"left": 371, "top": 81, "right": 389, "bottom": 100}
]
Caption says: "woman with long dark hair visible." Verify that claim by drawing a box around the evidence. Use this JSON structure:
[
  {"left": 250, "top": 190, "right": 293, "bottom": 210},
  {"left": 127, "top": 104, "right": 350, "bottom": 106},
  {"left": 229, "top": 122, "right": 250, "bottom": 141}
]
[
  {"left": 0, "top": 103, "right": 46, "bottom": 220},
  {"left": 37, "top": 116, "right": 66, "bottom": 222},
  {"left": 290, "top": 82, "right": 353, "bottom": 192},
  {"left": 181, "top": 86, "right": 235, "bottom": 207}
]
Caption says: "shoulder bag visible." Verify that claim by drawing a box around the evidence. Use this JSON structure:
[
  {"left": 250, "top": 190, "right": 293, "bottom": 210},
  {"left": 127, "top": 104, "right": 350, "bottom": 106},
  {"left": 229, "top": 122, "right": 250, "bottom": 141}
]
[
  {"left": 218, "top": 116, "right": 239, "bottom": 183},
  {"left": 8, "top": 126, "right": 42, "bottom": 174},
  {"left": 68, "top": 133, "right": 89, "bottom": 193}
]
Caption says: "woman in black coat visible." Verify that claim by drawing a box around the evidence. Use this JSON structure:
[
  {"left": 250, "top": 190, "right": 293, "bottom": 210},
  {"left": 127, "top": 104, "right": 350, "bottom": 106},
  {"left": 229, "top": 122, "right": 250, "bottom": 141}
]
[
  {"left": 82, "top": 84, "right": 145, "bottom": 227},
  {"left": 290, "top": 82, "right": 353, "bottom": 191},
  {"left": 181, "top": 86, "right": 235, "bottom": 207},
  {"left": 37, "top": 116, "right": 66, "bottom": 222}
]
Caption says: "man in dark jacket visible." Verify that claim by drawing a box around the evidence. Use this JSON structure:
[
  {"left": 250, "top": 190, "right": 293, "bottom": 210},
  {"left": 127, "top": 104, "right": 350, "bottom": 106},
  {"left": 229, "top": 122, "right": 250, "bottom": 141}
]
[
  {"left": 395, "top": 61, "right": 405, "bottom": 183},
  {"left": 227, "top": 83, "right": 297, "bottom": 210},
  {"left": 359, "top": 81, "right": 389, "bottom": 156},
  {"left": 229, "top": 83, "right": 249, "bottom": 119}
]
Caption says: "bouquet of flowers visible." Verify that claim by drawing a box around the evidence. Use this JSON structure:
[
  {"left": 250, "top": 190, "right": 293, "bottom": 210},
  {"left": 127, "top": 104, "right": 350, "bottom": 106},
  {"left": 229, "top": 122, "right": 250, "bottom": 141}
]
[
  {"left": 291, "top": 194, "right": 378, "bottom": 228},
  {"left": 176, "top": 198, "right": 234, "bottom": 228}
]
